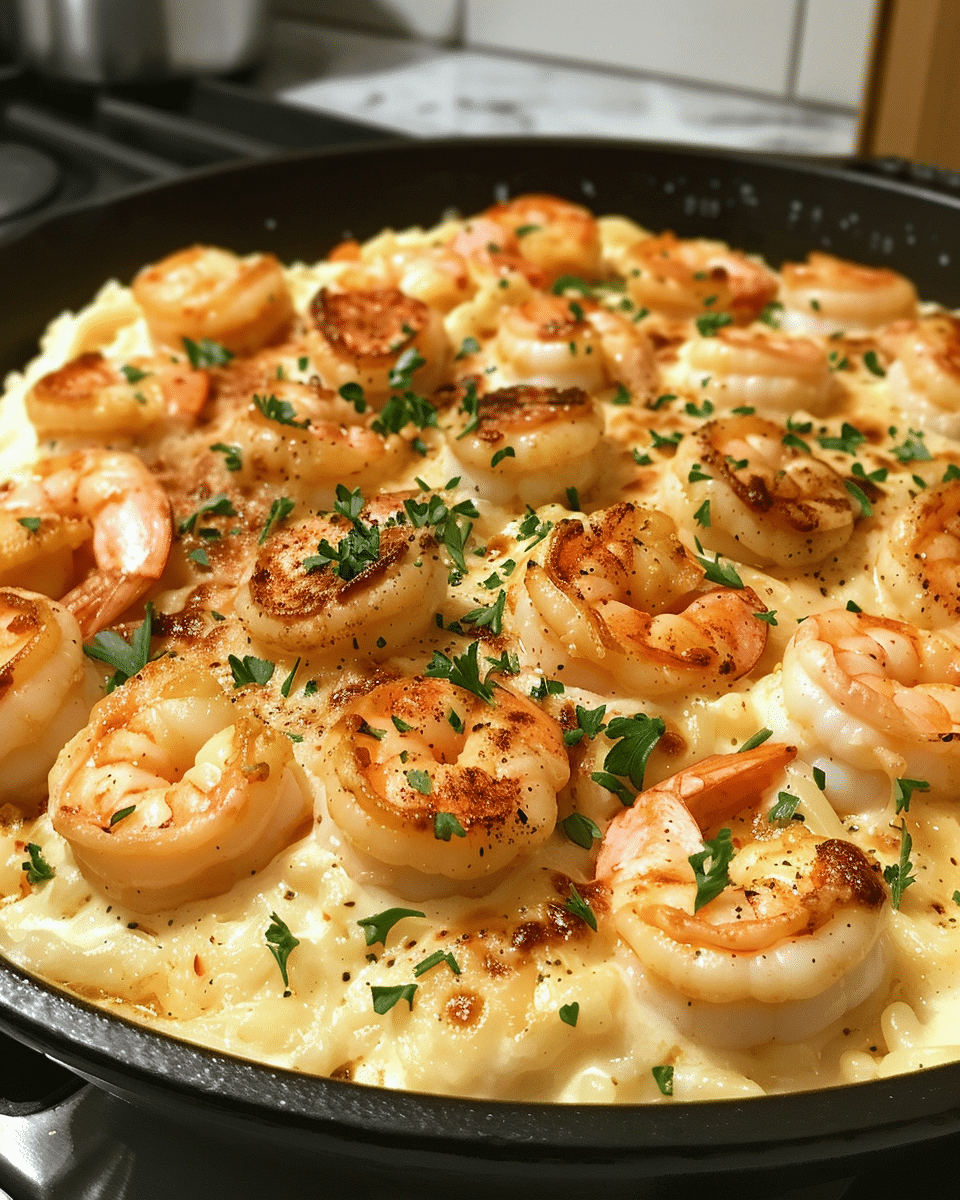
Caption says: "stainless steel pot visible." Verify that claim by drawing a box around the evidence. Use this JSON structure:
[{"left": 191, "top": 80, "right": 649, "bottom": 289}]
[{"left": 14, "top": 0, "right": 268, "bottom": 82}]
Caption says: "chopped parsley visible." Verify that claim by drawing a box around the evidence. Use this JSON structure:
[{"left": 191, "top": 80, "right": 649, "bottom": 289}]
[
  {"left": 687, "top": 463, "right": 712, "bottom": 483},
  {"left": 738, "top": 728, "right": 773, "bottom": 752},
  {"left": 455, "top": 336, "right": 481, "bottom": 359},
  {"left": 434, "top": 811, "right": 467, "bottom": 840},
  {"left": 357, "top": 907, "right": 425, "bottom": 947},
  {"left": 83, "top": 603, "right": 154, "bottom": 693},
  {"left": 759, "top": 301, "right": 783, "bottom": 329},
  {"left": 863, "top": 350, "right": 886, "bottom": 377},
  {"left": 561, "top": 813, "right": 602, "bottom": 849},
  {"left": 693, "top": 499, "right": 711, "bottom": 527},
  {"left": 22, "top": 843, "right": 54, "bottom": 885},
  {"left": 265, "top": 911, "right": 299, "bottom": 990},
  {"left": 591, "top": 713, "right": 665, "bottom": 805},
  {"left": 304, "top": 487, "right": 379, "bottom": 581},
  {"left": 767, "top": 791, "right": 801, "bottom": 824},
  {"left": 884, "top": 824, "right": 916, "bottom": 909},
  {"left": 228, "top": 654, "right": 275, "bottom": 688},
  {"left": 110, "top": 805, "right": 137, "bottom": 827},
  {"left": 120, "top": 364, "right": 150, "bottom": 383},
  {"left": 564, "top": 883, "right": 598, "bottom": 931},
  {"left": 559, "top": 1002, "right": 580, "bottom": 1027},
  {"left": 692, "top": 537, "right": 744, "bottom": 589},
  {"left": 695, "top": 311, "right": 733, "bottom": 337},
  {"left": 562, "top": 703, "right": 608, "bottom": 747},
  {"left": 490, "top": 445, "right": 516, "bottom": 468},
  {"left": 460, "top": 589, "right": 506, "bottom": 636},
  {"left": 413, "top": 950, "right": 462, "bottom": 978},
  {"left": 178, "top": 493, "right": 238, "bottom": 536},
  {"left": 893, "top": 777, "right": 929, "bottom": 814},
  {"left": 818, "top": 423, "right": 866, "bottom": 455},
  {"left": 253, "top": 393, "right": 309, "bottom": 428},
  {"left": 259, "top": 496, "right": 295, "bottom": 544},
  {"left": 689, "top": 827, "right": 735, "bottom": 912},
  {"left": 183, "top": 337, "right": 233, "bottom": 368},
  {"left": 845, "top": 479, "right": 874, "bottom": 518},
  {"left": 405, "top": 768, "right": 433, "bottom": 795},
  {"left": 371, "top": 983, "right": 417, "bottom": 1014},
  {"left": 280, "top": 658, "right": 301, "bottom": 699},
  {"left": 338, "top": 382, "right": 367, "bottom": 413},
  {"left": 210, "top": 442, "right": 242, "bottom": 471},
  {"left": 892, "top": 429, "right": 931, "bottom": 464},
  {"left": 652, "top": 1065, "right": 674, "bottom": 1096},
  {"left": 17, "top": 516, "right": 41, "bottom": 532}
]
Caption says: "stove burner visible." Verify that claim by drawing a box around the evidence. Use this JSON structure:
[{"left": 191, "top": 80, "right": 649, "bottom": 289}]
[{"left": 0, "top": 142, "right": 62, "bottom": 221}]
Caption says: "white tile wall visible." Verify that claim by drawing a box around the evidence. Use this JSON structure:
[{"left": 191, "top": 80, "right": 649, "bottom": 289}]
[
  {"left": 462, "top": 0, "right": 801, "bottom": 97},
  {"left": 793, "top": 0, "right": 878, "bottom": 108},
  {"left": 276, "top": 0, "right": 460, "bottom": 42}
]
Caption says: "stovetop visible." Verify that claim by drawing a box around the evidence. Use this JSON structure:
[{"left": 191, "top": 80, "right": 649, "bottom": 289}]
[{"left": 4, "top": 61, "right": 960, "bottom": 1200}]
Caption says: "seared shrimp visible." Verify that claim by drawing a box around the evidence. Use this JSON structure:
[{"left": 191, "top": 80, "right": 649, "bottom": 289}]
[
  {"left": 447, "top": 382, "right": 605, "bottom": 507},
  {"left": 132, "top": 245, "right": 295, "bottom": 355},
  {"left": 878, "top": 480, "right": 960, "bottom": 628},
  {"left": 25, "top": 352, "right": 209, "bottom": 437},
  {"left": 623, "top": 233, "right": 778, "bottom": 323},
  {"left": 493, "top": 293, "right": 656, "bottom": 398},
  {"left": 0, "top": 589, "right": 101, "bottom": 809},
  {"left": 49, "top": 656, "right": 312, "bottom": 913},
  {"left": 520, "top": 503, "right": 768, "bottom": 693},
  {"left": 308, "top": 286, "right": 449, "bottom": 404},
  {"left": 781, "top": 608, "right": 960, "bottom": 808},
  {"left": 0, "top": 449, "right": 172, "bottom": 636},
  {"left": 448, "top": 217, "right": 545, "bottom": 288},
  {"left": 778, "top": 252, "right": 917, "bottom": 334},
  {"left": 231, "top": 387, "right": 409, "bottom": 490},
  {"left": 673, "top": 415, "right": 858, "bottom": 568},
  {"left": 680, "top": 327, "right": 833, "bottom": 415},
  {"left": 595, "top": 743, "right": 887, "bottom": 1046},
  {"left": 323, "top": 675, "right": 568, "bottom": 883},
  {"left": 482, "top": 193, "right": 604, "bottom": 284},
  {"left": 235, "top": 508, "right": 445, "bottom": 657},
  {"left": 885, "top": 314, "right": 960, "bottom": 438}
]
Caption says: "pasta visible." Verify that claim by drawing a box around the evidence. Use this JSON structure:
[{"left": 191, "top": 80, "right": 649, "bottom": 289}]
[{"left": 1, "top": 195, "right": 960, "bottom": 1105}]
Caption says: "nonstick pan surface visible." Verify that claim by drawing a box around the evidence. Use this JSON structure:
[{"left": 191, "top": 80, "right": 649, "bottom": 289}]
[{"left": 3, "top": 137, "right": 960, "bottom": 1197}]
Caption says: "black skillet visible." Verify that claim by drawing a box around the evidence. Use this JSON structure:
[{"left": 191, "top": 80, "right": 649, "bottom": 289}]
[{"left": 3, "top": 137, "right": 960, "bottom": 1198}]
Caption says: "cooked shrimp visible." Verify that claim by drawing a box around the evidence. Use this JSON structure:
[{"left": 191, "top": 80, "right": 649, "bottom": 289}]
[
  {"left": 230, "top": 387, "right": 409, "bottom": 489},
  {"left": 595, "top": 743, "right": 887, "bottom": 1044},
  {"left": 334, "top": 231, "right": 473, "bottom": 312},
  {"left": 623, "top": 233, "right": 778, "bottom": 323},
  {"left": 520, "top": 503, "right": 768, "bottom": 693},
  {"left": 49, "top": 656, "right": 312, "bottom": 913},
  {"left": 0, "top": 588, "right": 102, "bottom": 809},
  {"left": 778, "top": 252, "right": 917, "bottom": 334},
  {"left": 482, "top": 193, "right": 604, "bottom": 283},
  {"left": 494, "top": 293, "right": 607, "bottom": 391},
  {"left": 679, "top": 327, "right": 833, "bottom": 415},
  {"left": 132, "top": 245, "right": 295, "bottom": 355},
  {"left": 0, "top": 449, "right": 172, "bottom": 636},
  {"left": 672, "top": 415, "right": 858, "bottom": 568},
  {"left": 492, "top": 293, "right": 656, "bottom": 399},
  {"left": 878, "top": 480, "right": 960, "bottom": 628},
  {"left": 25, "top": 351, "right": 209, "bottom": 437},
  {"left": 322, "top": 675, "right": 568, "bottom": 882},
  {"left": 885, "top": 314, "right": 960, "bottom": 438},
  {"left": 308, "top": 286, "right": 449, "bottom": 404},
  {"left": 780, "top": 608, "right": 960, "bottom": 808},
  {"left": 446, "top": 382, "right": 605, "bottom": 507},
  {"left": 448, "top": 217, "right": 545, "bottom": 288},
  {"left": 235, "top": 507, "right": 445, "bottom": 657}
]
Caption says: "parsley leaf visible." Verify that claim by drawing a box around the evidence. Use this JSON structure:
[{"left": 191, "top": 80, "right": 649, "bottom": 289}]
[
  {"left": 357, "top": 907, "right": 425, "bottom": 947},
  {"left": 22, "top": 843, "right": 54, "bottom": 885},
  {"left": 738, "top": 728, "right": 773, "bottom": 752},
  {"left": 406, "top": 768, "right": 433, "bottom": 795},
  {"left": 83, "top": 603, "right": 154, "bottom": 693},
  {"left": 17, "top": 516, "right": 41, "bottom": 533},
  {"left": 456, "top": 335, "right": 481, "bottom": 360},
  {"left": 768, "top": 790, "right": 801, "bottom": 824},
  {"left": 413, "top": 950, "right": 462, "bottom": 978},
  {"left": 228, "top": 654, "right": 275, "bottom": 688},
  {"left": 183, "top": 337, "right": 233, "bottom": 368},
  {"left": 178, "top": 493, "right": 238, "bottom": 536},
  {"left": 371, "top": 983, "right": 418, "bottom": 1014},
  {"left": 259, "top": 496, "right": 295, "bottom": 544},
  {"left": 892, "top": 429, "right": 931, "bottom": 464},
  {"left": 254, "top": 393, "right": 309, "bottom": 428},
  {"left": 817, "top": 422, "right": 866, "bottom": 455},
  {"left": 434, "top": 811, "right": 467, "bottom": 840},
  {"left": 689, "top": 828, "right": 735, "bottom": 912},
  {"left": 265, "top": 912, "right": 299, "bottom": 989},
  {"left": 210, "top": 442, "right": 242, "bottom": 471},
  {"left": 562, "top": 813, "right": 602, "bottom": 849},
  {"left": 692, "top": 537, "right": 744, "bottom": 589},
  {"left": 559, "top": 1002, "right": 579, "bottom": 1027},
  {"left": 425, "top": 641, "right": 496, "bottom": 704},
  {"left": 652, "top": 1065, "right": 674, "bottom": 1096},
  {"left": 564, "top": 883, "right": 598, "bottom": 931},
  {"left": 894, "top": 777, "right": 929, "bottom": 813},
  {"left": 460, "top": 589, "right": 506, "bottom": 636},
  {"left": 883, "top": 824, "right": 916, "bottom": 909},
  {"left": 338, "top": 382, "right": 367, "bottom": 413},
  {"left": 863, "top": 350, "right": 886, "bottom": 377},
  {"left": 695, "top": 312, "right": 733, "bottom": 337}
]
